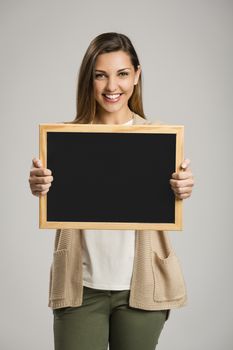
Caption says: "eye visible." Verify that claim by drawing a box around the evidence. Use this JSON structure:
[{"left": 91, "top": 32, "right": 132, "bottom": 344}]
[
  {"left": 119, "top": 72, "right": 129, "bottom": 77},
  {"left": 95, "top": 73, "right": 105, "bottom": 80}
]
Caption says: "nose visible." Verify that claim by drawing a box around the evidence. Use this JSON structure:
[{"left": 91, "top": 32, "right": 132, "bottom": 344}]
[{"left": 105, "top": 76, "right": 118, "bottom": 92}]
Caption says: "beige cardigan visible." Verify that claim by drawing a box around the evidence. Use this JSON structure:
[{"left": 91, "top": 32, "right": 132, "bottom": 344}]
[{"left": 48, "top": 113, "right": 187, "bottom": 312}]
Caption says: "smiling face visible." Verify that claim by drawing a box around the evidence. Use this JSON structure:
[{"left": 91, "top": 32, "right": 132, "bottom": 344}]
[{"left": 93, "top": 50, "right": 141, "bottom": 121}]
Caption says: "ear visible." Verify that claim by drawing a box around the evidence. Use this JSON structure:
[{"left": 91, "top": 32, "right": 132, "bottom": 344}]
[{"left": 134, "top": 65, "right": 141, "bottom": 85}]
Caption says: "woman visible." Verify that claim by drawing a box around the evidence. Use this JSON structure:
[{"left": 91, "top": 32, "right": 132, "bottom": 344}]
[{"left": 29, "top": 32, "right": 194, "bottom": 350}]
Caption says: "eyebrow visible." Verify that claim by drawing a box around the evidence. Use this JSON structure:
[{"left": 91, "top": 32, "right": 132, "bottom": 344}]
[{"left": 95, "top": 68, "right": 131, "bottom": 72}]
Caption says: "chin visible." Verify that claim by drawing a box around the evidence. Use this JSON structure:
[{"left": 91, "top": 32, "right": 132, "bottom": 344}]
[{"left": 98, "top": 102, "right": 125, "bottom": 113}]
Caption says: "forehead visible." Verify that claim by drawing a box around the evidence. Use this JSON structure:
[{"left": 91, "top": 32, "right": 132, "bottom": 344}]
[{"left": 95, "top": 51, "right": 132, "bottom": 70}]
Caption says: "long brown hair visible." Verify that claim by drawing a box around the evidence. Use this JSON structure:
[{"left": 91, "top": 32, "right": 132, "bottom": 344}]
[{"left": 71, "top": 32, "right": 146, "bottom": 124}]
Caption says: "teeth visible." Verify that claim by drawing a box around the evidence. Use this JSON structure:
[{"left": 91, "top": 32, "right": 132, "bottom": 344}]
[{"left": 104, "top": 94, "right": 121, "bottom": 99}]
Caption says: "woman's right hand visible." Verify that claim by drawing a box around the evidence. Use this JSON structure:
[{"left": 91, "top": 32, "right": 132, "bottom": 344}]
[{"left": 29, "top": 158, "right": 53, "bottom": 197}]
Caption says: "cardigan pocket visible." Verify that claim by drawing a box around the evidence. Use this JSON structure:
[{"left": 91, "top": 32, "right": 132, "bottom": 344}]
[
  {"left": 50, "top": 249, "right": 68, "bottom": 301},
  {"left": 152, "top": 250, "right": 186, "bottom": 302}
]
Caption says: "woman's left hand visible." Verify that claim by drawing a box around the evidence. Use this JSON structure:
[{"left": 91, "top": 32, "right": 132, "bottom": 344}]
[{"left": 169, "top": 159, "right": 194, "bottom": 199}]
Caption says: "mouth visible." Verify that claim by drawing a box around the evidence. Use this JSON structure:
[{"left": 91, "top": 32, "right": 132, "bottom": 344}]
[{"left": 102, "top": 93, "right": 123, "bottom": 103}]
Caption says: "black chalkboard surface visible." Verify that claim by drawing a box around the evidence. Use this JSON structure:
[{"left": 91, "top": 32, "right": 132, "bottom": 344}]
[{"left": 39, "top": 124, "right": 183, "bottom": 230}]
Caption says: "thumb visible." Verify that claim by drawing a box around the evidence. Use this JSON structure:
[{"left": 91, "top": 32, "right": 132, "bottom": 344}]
[
  {"left": 32, "top": 157, "right": 42, "bottom": 168},
  {"left": 180, "top": 158, "right": 191, "bottom": 171}
]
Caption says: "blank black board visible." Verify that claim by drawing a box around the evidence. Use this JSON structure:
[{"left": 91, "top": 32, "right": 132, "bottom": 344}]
[{"left": 39, "top": 124, "right": 183, "bottom": 230}]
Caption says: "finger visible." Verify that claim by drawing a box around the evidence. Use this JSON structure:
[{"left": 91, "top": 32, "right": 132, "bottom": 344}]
[
  {"left": 31, "top": 184, "right": 51, "bottom": 193},
  {"left": 30, "top": 168, "right": 52, "bottom": 177},
  {"left": 32, "top": 189, "right": 49, "bottom": 197},
  {"left": 171, "top": 186, "right": 193, "bottom": 195},
  {"left": 32, "top": 158, "right": 42, "bottom": 169},
  {"left": 31, "top": 183, "right": 52, "bottom": 192},
  {"left": 180, "top": 158, "right": 191, "bottom": 171},
  {"left": 175, "top": 192, "right": 191, "bottom": 200},
  {"left": 172, "top": 167, "right": 193, "bottom": 179},
  {"left": 29, "top": 175, "right": 53, "bottom": 185},
  {"left": 41, "top": 189, "right": 50, "bottom": 195},
  {"left": 170, "top": 178, "right": 194, "bottom": 188},
  {"left": 171, "top": 171, "right": 193, "bottom": 181}
]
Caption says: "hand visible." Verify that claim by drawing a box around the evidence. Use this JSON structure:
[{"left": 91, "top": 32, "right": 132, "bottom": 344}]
[
  {"left": 169, "top": 159, "right": 194, "bottom": 200},
  {"left": 28, "top": 158, "right": 53, "bottom": 197}
]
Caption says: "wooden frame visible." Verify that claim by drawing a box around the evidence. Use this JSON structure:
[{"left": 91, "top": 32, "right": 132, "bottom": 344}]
[{"left": 39, "top": 123, "right": 184, "bottom": 230}]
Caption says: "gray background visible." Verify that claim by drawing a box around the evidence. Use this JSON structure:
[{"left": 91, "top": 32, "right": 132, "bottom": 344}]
[{"left": 1, "top": 0, "right": 232, "bottom": 349}]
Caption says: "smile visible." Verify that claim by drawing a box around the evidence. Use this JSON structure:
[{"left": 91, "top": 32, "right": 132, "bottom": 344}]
[{"left": 103, "top": 93, "right": 122, "bottom": 102}]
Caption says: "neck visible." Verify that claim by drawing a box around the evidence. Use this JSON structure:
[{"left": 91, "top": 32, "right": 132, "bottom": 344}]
[{"left": 93, "top": 108, "right": 134, "bottom": 125}]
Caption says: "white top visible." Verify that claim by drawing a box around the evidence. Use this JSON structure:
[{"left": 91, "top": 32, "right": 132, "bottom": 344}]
[{"left": 82, "top": 118, "right": 135, "bottom": 290}]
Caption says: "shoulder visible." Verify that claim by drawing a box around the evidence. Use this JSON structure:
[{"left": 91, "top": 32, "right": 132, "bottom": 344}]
[
  {"left": 133, "top": 113, "right": 150, "bottom": 125},
  {"left": 133, "top": 113, "right": 162, "bottom": 125}
]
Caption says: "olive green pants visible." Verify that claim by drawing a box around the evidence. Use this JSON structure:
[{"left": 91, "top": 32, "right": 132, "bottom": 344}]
[{"left": 53, "top": 286, "right": 168, "bottom": 350}]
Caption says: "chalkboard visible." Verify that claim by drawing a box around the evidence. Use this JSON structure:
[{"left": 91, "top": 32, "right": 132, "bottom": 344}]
[{"left": 39, "top": 123, "right": 183, "bottom": 230}]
